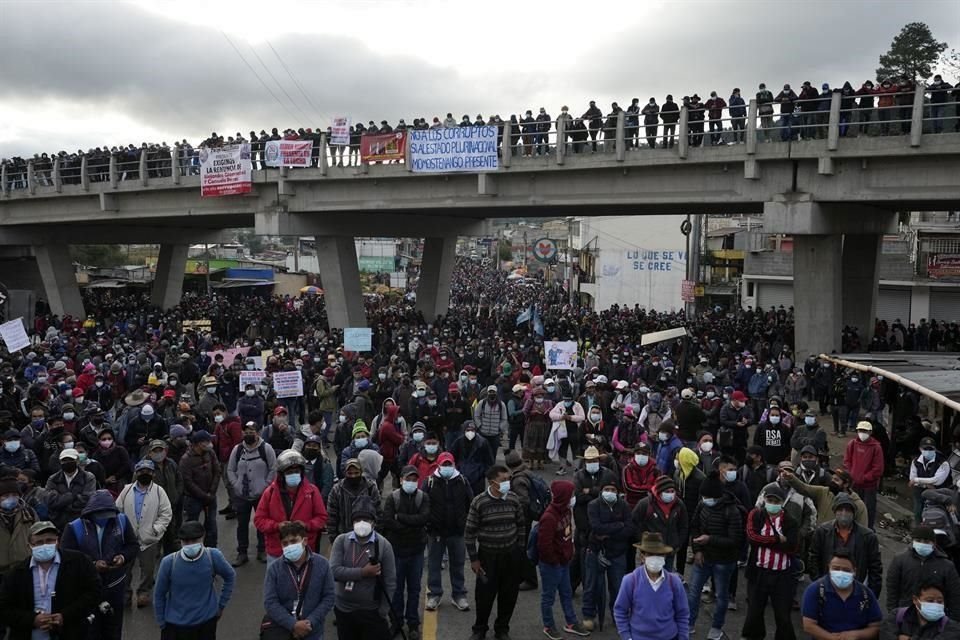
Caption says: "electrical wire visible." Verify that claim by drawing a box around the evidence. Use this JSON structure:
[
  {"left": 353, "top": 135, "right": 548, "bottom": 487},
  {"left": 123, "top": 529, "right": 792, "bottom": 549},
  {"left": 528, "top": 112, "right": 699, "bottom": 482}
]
[
  {"left": 245, "top": 42, "right": 312, "bottom": 125},
  {"left": 220, "top": 31, "right": 300, "bottom": 124},
  {"left": 265, "top": 40, "right": 331, "bottom": 125}
]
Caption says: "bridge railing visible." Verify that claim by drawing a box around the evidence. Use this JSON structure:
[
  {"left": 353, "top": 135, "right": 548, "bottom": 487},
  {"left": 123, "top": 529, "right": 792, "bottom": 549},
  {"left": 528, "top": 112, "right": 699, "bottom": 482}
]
[{"left": 2, "top": 86, "right": 958, "bottom": 196}]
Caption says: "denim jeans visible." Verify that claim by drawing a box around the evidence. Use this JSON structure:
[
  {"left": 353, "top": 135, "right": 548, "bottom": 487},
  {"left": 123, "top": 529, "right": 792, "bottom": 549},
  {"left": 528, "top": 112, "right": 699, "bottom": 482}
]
[
  {"left": 687, "top": 560, "right": 736, "bottom": 631},
  {"left": 581, "top": 548, "right": 627, "bottom": 619},
  {"left": 232, "top": 494, "right": 264, "bottom": 554},
  {"left": 931, "top": 105, "right": 945, "bottom": 133},
  {"left": 428, "top": 535, "right": 467, "bottom": 599},
  {"left": 182, "top": 495, "right": 218, "bottom": 548},
  {"left": 394, "top": 553, "right": 425, "bottom": 627},
  {"left": 539, "top": 562, "right": 578, "bottom": 629},
  {"left": 779, "top": 114, "right": 794, "bottom": 141}
]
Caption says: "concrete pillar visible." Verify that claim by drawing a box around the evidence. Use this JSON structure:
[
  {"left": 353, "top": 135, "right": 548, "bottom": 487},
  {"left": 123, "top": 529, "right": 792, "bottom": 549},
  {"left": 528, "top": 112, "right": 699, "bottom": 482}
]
[
  {"left": 34, "top": 244, "right": 84, "bottom": 319},
  {"left": 416, "top": 236, "right": 457, "bottom": 321},
  {"left": 315, "top": 236, "right": 365, "bottom": 329},
  {"left": 151, "top": 244, "right": 189, "bottom": 309},
  {"left": 841, "top": 234, "right": 881, "bottom": 340},
  {"left": 911, "top": 286, "right": 931, "bottom": 326},
  {"left": 793, "top": 235, "right": 843, "bottom": 361}
]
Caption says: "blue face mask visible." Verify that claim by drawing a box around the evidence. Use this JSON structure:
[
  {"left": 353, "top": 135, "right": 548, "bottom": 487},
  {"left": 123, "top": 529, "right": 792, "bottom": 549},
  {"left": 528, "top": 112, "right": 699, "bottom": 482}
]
[
  {"left": 922, "top": 449, "right": 936, "bottom": 462},
  {"left": 586, "top": 462, "right": 600, "bottom": 474},
  {"left": 0, "top": 496, "right": 18, "bottom": 511},
  {"left": 354, "top": 438, "right": 368, "bottom": 449},
  {"left": 412, "top": 432, "right": 425, "bottom": 443},
  {"left": 805, "top": 416, "right": 816, "bottom": 426},
  {"left": 282, "top": 542, "right": 305, "bottom": 562},
  {"left": 602, "top": 491, "right": 617, "bottom": 503},
  {"left": 765, "top": 502, "right": 783, "bottom": 515},
  {"left": 564, "top": 400, "right": 573, "bottom": 408},
  {"left": 702, "top": 497, "right": 718, "bottom": 507},
  {"left": 914, "top": 541, "right": 934, "bottom": 557},
  {"left": 285, "top": 473, "right": 302, "bottom": 487},
  {"left": 439, "top": 466, "right": 455, "bottom": 479},
  {"left": 32, "top": 543, "right": 57, "bottom": 563},
  {"left": 830, "top": 570, "right": 854, "bottom": 589},
  {"left": 425, "top": 444, "right": 439, "bottom": 455},
  {"left": 919, "top": 601, "right": 946, "bottom": 622},
  {"left": 402, "top": 480, "right": 418, "bottom": 494},
  {"left": 181, "top": 543, "right": 203, "bottom": 558},
  {"left": 661, "top": 491, "right": 676, "bottom": 504},
  {"left": 497, "top": 480, "right": 511, "bottom": 497},
  {"left": 724, "top": 470, "right": 737, "bottom": 483}
]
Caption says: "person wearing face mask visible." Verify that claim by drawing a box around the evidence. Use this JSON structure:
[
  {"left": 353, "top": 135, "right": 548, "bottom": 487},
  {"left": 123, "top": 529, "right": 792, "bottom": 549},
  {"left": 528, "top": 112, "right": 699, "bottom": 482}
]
[
  {"left": 719, "top": 390, "right": 753, "bottom": 465},
  {"left": 474, "top": 385, "right": 509, "bottom": 461},
  {"left": 654, "top": 422, "right": 683, "bottom": 476},
  {"left": 613, "top": 532, "right": 689, "bottom": 640},
  {"left": 886, "top": 525, "right": 960, "bottom": 616},
  {"left": 0, "top": 520, "right": 100, "bottom": 640},
  {"left": 675, "top": 388, "right": 706, "bottom": 444},
  {"left": 60, "top": 489, "right": 139, "bottom": 640},
  {"left": 791, "top": 409, "right": 828, "bottom": 463},
  {"left": 424, "top": 452, "right": 473, "bottom": 613},
  {"left": 910, "top": 437, "right": 952, "bottom": 522},
  {"left": 881, "top": 582, "right": 960, "bottom": 640},
  {"left": 378, "top": 465, "right": 430, "bottom": 639},
  {"left": 450, "top": 423, "right": 494, "bottom": 497},
  {"left": 622, "top": 442, "right": 659, "bottom": 509},
  {"left": 632, "top": 474, "right": 687, "bottom": 575},
  {"left": 153, "top": 520, "right": 236, "bottom": 639},
  {"left": 0, "top": 429, "right": 39, "bottom": 473},
  {"left": 338, "top": 421, "right": 380, "bottom": 478},
  {"left": 796, "top": 445, "right": 830, "bottom": 486},
  {"left": 372, "top": 403, "right": 404, "bottom": 491},
  {"left": 326, "top": 459, "right": 382, "bottom": 545},
  {"left": 262, "top": 405, "right": 296, "bottom": 455},
  {"left": 143, "top": 440, "right": 183, "bottom": 555},
  {"left": 226, "top": 422, "right": 277, "bottom": 566},
  {"left": 841, "top": 373, "right": 866, "bottom": 436},
  {"left": 125, "top": 403, "right": 167, "bottom": 458},
  {"left": 753, "top": 406, "right": 791, "bottom": 465},
  {"left": 550, "top": 392, "right": 586, "bottom": 475},
  {"left": 801, "top": 548, "right": 883, "bottom": 640},
  {"left": 179, "top": 430, "right": 221, "bottom": 547},
  {"left": 739, "top": 487, "right": 798, "bottom": 639},
  {"left": 313, "top": 368, "right": 340, "bottom": 445},
  {"left": 784, "top": 465, "right": 870, "bottom": 527},
  {"left": 45, "top": 448, "right": 97, "bottom": 531},
  {"left": 0, "top": 476, "right": 36, "bottom": 579},
  {"left": 536, "top": 479, "right": 591, "bottom": 638},
  {"left": 695, "top": 432, "right": 720, "bottom": 475},
  {"left": 523, "top": 386, "right": 554, "bottom": 471},
  {"left": 237, "top": 383, "right": 265, "bottom": 429},
  {"left": 116, "top": 459, "right": 173, "bottom": 608},
  {"left": 808, "top": 493, "right": 882, "bottom": 599},
  {"left": 254, "top": 450, "right": 328, "bottom": 566},
  {"left": 464, "top": 464, "right": 525, "bottom": 640},
  {"left": 844, "top": 422, "right": 884, "bottom": 529},
  {"left": 580, "top": 479, "right": 632, "bottom": 631}
]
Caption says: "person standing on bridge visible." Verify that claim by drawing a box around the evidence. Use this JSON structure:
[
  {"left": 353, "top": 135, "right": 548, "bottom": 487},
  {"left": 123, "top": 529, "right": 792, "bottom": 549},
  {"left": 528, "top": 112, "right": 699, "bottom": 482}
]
[
  {"left": 661, "top": 95, "right": 680, "bottom": 148},
  {"left": 582, "top": 101, "right": 603, "bottom": 152},
  {"left": 705, "top": 91, "right": 727, "bottom": 146},
  {"left": 642, "top": 98, "right": 660, "bottom": 149}
]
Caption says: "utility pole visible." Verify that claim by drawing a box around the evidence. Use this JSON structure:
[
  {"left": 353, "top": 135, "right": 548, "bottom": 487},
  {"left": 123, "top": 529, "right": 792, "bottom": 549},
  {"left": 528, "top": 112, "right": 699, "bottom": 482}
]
[
  {"left": 204, "top": 243, "right": 211, "bottom": 295},
  {"left": 567, "top": 216, "right": 576, "bottom": 306}
]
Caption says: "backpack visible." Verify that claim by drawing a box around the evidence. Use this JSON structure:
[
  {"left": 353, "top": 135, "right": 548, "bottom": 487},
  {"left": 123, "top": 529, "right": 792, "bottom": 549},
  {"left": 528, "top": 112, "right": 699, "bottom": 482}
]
[
  {"left": 71, "top": 512, "right": 129, "bottom": 547},
  {"left": 390, "top": 488, "right": 424, "bottom": 511},
  {"left": 814, "top": 577, "right": 871, "bottom": 624},
  {"left": 233, "top": 441, "right": 267, "bottom": 468},
  {"left": 526, "top": 521, "right": 540, "bottom": 563},
  {"left": 523, "top": 472, "right": 551, "bottom": 521},
  {"left": 718, "top": 426, "right": 734, "bottom": 449},
  {"left": 921, "top": 502, "right": 959, "bottom": 548}
]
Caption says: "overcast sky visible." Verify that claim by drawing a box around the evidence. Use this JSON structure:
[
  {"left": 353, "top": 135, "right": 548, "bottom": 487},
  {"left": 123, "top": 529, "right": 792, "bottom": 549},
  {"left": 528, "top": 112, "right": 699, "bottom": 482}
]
[{"left": 1, "top": 0, "right": 958, "bottom": 157}]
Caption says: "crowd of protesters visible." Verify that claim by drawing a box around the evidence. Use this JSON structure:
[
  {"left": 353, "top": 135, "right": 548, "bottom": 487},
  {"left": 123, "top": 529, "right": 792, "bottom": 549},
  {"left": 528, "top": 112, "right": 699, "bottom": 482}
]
[
  {"left": 0, "top": 258, "right": 959, "bottom": 640},
  {"left": 4, "top": 74, "right": 960, "bottom": 189}
]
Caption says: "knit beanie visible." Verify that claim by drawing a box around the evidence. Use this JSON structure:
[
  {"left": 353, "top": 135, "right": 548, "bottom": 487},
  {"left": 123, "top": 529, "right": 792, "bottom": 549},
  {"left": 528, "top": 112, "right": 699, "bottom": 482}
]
[
  {"left": 700, "top": 472, "right": 724, "bottom": 499},
  {"left": 351, "top": 495, "right": 377, "bottom": 522},
  {"left": 351, "top": 420, "right": 369, "bottom": 437},
  {"left": 655, "top": 475, "right": 676, "bottom": 494}
]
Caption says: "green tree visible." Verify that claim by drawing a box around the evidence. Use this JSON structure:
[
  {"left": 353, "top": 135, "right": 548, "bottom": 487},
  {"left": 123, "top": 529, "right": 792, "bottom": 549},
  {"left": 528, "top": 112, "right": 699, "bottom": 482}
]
[
  {"left": 876, "top": 22, "right": 947, "bottom": 81},
  {"left": 236, "top": 230, "right": 263, "bottom": 255},
  {"left": 70, "top": 245, "right": 126, "bottom": 267},
  {"left": 498, "top": 238, "right": 512, "bottom": 261}
]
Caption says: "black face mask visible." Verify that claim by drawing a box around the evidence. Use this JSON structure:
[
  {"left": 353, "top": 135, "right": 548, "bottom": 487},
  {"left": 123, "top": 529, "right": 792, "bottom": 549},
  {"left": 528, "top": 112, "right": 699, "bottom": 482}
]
[
  {"left": 60, "top": 462, "right": 78, "bottom": 473},
  {"left": 344, "top": 476, "right": 362, "bottom": 488},
  {"left": 303, "top": 449, "right": 319, "bottom": 460},
  {"left": 137, "top": 474, "right": 153, "bottom": 485},
  {"left": 243, "top": 435, "right": 256, "bottom": 445},
  {"left": 829, "top": 483, "right": 841, "bottom": 495}
]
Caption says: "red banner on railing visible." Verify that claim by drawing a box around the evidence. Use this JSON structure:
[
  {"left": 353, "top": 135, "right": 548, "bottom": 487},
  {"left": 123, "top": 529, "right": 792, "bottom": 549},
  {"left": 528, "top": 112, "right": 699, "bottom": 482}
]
[
  {"left": 360, "top": 131, "right": 406, "bottom": 163},
  {"left": 927, "top": 254, "right": 960, "bottom": 279}
]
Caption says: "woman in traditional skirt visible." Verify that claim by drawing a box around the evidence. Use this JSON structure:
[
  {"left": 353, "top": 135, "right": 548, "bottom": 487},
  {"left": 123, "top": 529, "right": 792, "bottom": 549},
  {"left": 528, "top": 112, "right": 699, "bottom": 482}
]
[{"left": 523, "top": 386, "right": 553, "bottom": 469}]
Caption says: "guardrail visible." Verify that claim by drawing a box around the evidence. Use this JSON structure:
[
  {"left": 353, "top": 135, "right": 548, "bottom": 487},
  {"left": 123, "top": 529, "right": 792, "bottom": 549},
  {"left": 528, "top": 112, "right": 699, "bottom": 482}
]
[{"left": 2, "top": 88, "right": 958, "bottom": 196}]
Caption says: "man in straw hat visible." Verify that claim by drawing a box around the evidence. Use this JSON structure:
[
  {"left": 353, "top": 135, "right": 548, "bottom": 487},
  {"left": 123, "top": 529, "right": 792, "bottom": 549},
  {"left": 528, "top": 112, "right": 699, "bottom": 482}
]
[{"left": 613, "top": 532, "right": 689, "bottom": 640}]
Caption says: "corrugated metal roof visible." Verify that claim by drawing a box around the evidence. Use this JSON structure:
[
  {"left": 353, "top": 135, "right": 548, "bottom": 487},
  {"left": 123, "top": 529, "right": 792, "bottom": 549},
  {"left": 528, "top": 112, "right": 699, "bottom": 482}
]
[{"left": 825, "top": 352, "right": 960, "bottom": 406}]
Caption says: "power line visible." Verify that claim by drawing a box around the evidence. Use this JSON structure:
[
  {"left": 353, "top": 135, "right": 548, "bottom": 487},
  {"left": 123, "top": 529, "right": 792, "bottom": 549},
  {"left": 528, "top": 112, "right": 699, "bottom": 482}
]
[
  {"left": 265, "top": 40, "right": 330, "bottom": 124},
  {"left": 245, "top": 42, "right": 312, "bottom": 125},
  {"left": 220, "top": 31, "right": 300, "bottom": 124}
]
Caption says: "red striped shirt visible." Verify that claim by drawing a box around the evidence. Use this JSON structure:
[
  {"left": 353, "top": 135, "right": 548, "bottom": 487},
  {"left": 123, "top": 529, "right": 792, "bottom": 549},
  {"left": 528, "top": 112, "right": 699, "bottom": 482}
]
[{"left": 755, "top": 514, "right": 790, "bottom": 571}]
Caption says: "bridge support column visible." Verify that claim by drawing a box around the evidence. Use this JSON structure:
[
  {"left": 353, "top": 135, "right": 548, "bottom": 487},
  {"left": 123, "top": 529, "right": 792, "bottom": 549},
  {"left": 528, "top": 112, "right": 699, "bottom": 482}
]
[
  {"left": 793, "top": 235, "right": 843, "bottom": 362},
  {"left": 151, "top": 244, "right": 189, "bottom": 309},
  {"left": 416, "top": 236, "right": 457, "bottom": 321},
  {"left": 316, "top": 236, "right": 365, "bottom": 329},
  {"left": 841, "top": 234, "right": 881, "bottom": 342},
  {"left": 34, "top": 244, "right": 84, "bottom": 319}
]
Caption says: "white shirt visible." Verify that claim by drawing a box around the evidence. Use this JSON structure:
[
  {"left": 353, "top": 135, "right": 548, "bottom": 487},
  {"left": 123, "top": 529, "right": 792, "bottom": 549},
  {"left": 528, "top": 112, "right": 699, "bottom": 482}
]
[
  {"left": 63, "top": 469, "right": 78, "bottom": 487},
  {"left": 644, "top": 569, "right": 665, "bottom": 591},
  {"left": 910, "top": 455, "right": 951, "bottom": 487}
]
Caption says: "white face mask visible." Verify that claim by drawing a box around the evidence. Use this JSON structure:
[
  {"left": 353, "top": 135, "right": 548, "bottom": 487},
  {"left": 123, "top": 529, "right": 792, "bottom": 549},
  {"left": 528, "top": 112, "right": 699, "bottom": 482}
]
[
  {"left": 858, "top": 431, "right": 870, "bottom": 442},
  {"left": 353, "top": 520, "right": 373, "bottom": 537},
  {"left": 644, "top": 555, "right": 665, "bottom": 573},
  {"left": 465, "top": 431, "right": 476, "bottom": 441},
  {"left": 700, "top": 441, "right": 714, "bottom": 453}
]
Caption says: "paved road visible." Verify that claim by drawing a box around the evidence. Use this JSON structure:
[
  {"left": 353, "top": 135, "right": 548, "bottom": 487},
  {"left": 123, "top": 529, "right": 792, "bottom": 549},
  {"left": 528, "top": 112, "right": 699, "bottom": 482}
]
[{"left": 124, "top": 424, "right": 913, "bottom": 640}]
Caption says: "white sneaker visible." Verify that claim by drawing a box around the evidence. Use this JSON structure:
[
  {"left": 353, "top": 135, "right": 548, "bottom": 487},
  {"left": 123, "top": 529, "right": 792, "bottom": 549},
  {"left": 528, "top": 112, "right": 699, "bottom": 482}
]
[
  {"left": 426, "top": 595, "right": 440, "bottom": 611},
  {"left": 452, "top": 596, "right": 470, "bottom": 611}
]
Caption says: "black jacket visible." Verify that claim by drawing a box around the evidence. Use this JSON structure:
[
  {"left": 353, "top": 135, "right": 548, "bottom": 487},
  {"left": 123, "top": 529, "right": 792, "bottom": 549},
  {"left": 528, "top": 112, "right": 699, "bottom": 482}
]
[
  {"left": 660, "top": 101, "right": 680, "bottom": 124},
  {"left": 690, "top": 493, "right": 744, "bottom": 564},
  {"left": 632, "top": 495, "right": 689, "bottom": 552},
  {"left": 886, "top": 548, "right": 960, "bottom": 617},
  {"left": 379, "top": 487, "right": 430, "bottom": 557},
  {"left": 425, "top": 471, "right": 473, "bottom": 538},
  {"left": 586, "top": 496, "right": 634, "bottom": 558},
  {"left": 0, "top": 548, "right": 101, "bottom": 640},
  {"left": 809, "top": 520, "right": 882, "bottom": 597}
]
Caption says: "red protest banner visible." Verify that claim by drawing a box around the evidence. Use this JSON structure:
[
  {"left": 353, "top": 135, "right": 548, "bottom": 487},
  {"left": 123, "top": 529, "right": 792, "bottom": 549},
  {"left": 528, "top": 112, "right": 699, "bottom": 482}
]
[{"left": 360, "top": 131, "right": 406, "bottom": 163}]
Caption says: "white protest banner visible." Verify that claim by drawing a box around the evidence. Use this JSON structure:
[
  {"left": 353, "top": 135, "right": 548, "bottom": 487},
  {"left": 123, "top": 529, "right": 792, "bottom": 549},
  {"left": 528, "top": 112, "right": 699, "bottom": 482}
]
[
  {"left": 408, "top": 126, "right": 499, "bottom": 173},
  {"left": 263, "top": 140, "right": 314, "bottom": 167},
  {"left": 0, "top": 317, "right": 30, "bottom": 352},
  {"left": 200, "top": 144, "right": 252, "bottom": 197},
  {"left": 273, "top": 370, "right": 304, "bottom": 398},
  {"left": 239, "top": 370, "right": 266, "bottom": 390},
  {"left": 331, "top": 117, "right": 351, "bottom": 146},
  {"left": 543, "top": 341, "right": 579, "bottom": 370},
  {"left": 344, "top": 328, "right": 373, "bottom": 352}
]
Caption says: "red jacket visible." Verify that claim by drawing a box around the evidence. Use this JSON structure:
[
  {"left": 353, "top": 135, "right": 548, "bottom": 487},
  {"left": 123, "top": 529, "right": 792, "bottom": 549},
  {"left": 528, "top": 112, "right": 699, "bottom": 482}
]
[
  {"left": 409, "top": 452, "right": 440, "bottom": 486},
  {"left": 254, "top": 477, "right": 328, "bottom": 556},
  {"left": 622, "top": 458, "right": 660, "bottom": 509},
  {"left": 538, "top": 481, "right": 575, "bottom": 565},
  {"left": 375, "top": 405, "right": 404, "bottom": 463},
  {"left": 843, "top": 435, "right": 884, "bottom": 489},
  {"left": 214, "top": 416, "right": 244, "bottom": 464}
]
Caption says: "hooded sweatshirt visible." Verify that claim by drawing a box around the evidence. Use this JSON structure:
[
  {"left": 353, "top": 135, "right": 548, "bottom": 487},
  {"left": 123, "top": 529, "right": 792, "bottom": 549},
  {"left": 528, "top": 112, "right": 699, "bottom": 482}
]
[
  {"left": 374, "top": 404, "right": 404, "bottom": 463},
  {"left": 538, "top": 480, "right": 575, "bottom": 565}
]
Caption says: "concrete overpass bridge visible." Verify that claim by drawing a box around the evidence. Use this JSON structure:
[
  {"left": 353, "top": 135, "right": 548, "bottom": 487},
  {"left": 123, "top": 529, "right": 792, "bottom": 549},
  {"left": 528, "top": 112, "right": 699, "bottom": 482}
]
[{"left": 3, "top": 93, "right": 960, "bottom": 360}]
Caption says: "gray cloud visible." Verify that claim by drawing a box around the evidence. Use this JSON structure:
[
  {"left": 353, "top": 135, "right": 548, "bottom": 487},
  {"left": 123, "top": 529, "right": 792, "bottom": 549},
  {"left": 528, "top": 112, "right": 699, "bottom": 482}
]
[{"left": 1, "top": 0, "right": 958, "bottom": 156}]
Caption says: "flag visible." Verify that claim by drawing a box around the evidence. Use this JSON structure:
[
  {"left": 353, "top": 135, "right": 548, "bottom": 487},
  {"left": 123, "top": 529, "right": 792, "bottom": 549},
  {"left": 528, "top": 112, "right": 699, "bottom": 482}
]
[
  {"left": 516, "top": 305, "right": 533, "bottom": 325},
  {"left": 532, "top": 307, "right": 544, "bottom": 337}
]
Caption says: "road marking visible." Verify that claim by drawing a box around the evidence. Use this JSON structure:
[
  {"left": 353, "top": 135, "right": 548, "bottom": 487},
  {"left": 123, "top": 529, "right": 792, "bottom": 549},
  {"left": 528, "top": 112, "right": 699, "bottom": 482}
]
[{"left": 421, "top": 573, "right": 438, "bottom": 640}]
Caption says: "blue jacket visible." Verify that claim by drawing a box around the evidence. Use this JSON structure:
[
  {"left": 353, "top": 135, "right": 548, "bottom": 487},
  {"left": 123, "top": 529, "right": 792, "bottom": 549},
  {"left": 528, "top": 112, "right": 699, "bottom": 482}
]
[
  {"left": 154, "top": 547, "right": 235, "bottom": 627},
  {"left": 338, "top": 442, "right": 381, "bottom": 477},
  {"left": 655, "top": 436, "right": 683, "bottom": 476},
  {"left": 747, "top": 372, "right": 770, "bottom": 397},
  {"left": 263, "top": 551, "right": 336, "bottom": 640},
  {"left": 729, "top": 95, "right": 747, "bottom": 118},
  {"left": 60, "top": 490, "right": 138, "bottom": 591}
]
